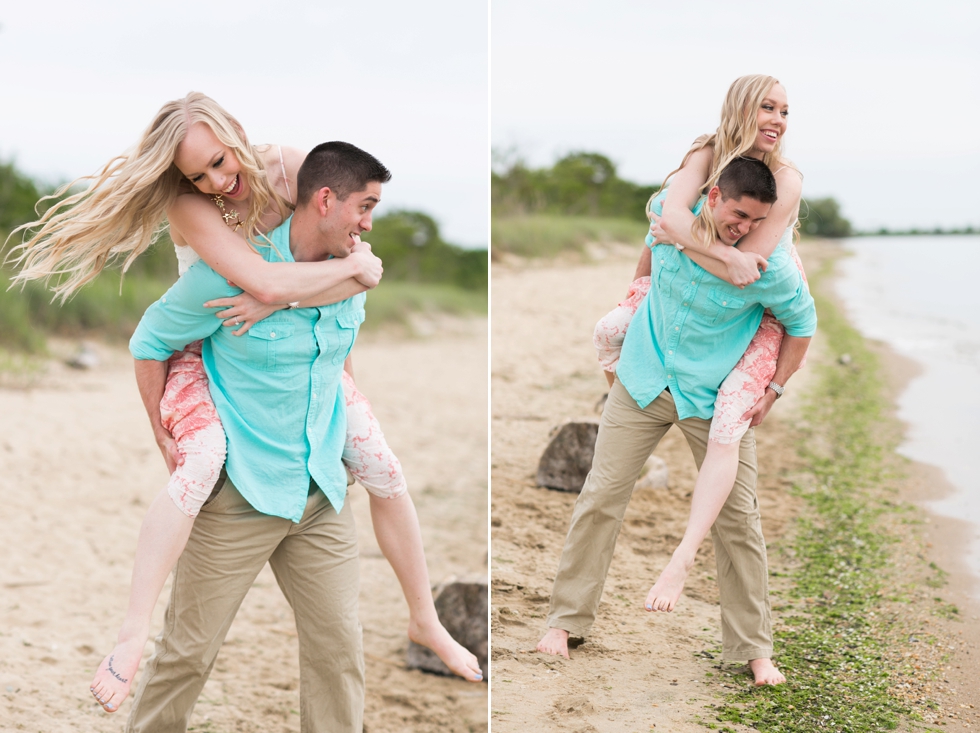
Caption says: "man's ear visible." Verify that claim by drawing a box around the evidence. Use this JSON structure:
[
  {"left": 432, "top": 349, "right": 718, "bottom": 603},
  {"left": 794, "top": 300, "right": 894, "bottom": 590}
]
[
  {"left": 707, "top": 185, "right": 722, "bottom": 208},
  {"left": 312, "top": 187, "right": 333, "bottom": 216}
]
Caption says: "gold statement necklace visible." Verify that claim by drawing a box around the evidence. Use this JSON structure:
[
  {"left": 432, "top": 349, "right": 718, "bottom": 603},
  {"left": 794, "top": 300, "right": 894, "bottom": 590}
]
[{"left": 211, "top": 193, "right": 244, "bottom": 231}]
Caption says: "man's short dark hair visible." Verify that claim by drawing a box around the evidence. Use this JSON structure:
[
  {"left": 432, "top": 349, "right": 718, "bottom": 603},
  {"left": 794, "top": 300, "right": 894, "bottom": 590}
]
[
  {"left": 296, "top": 141, "right": 392, "bottom": 203},
  {"left": 716, "top": 157, "right": 777, "bottom": 205}
]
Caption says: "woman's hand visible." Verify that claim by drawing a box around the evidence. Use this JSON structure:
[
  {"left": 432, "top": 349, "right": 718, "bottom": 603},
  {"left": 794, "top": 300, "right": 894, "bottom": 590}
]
[
  {"left": 722, "top": 247, "right": 768, "bottom": 288},
  {"left": 648, "top": 213, "right": 670, "bottom": 246},
  {"left": 204, "top": 292, "right": 285, "bottom": 336}
]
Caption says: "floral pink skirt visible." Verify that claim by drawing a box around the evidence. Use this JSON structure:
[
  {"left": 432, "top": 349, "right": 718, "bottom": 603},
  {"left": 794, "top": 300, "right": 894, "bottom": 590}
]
[{"left": 160, "top": 341, "right": 406, "bottom": 517}]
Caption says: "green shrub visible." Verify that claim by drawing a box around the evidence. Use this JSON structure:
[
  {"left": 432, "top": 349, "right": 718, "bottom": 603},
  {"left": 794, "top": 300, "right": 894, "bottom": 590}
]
[
  {"left": 0, "top": 161, "right": 48, "bottom": 233},
  {"left": 801, "top": 197, "right": 853, "bottom": 238},
  {"left": 368, "top": 210, "right": 487, "bottom": 290},
  {"left": 492, "top": 151, "right": 658, "bottom": 223}
]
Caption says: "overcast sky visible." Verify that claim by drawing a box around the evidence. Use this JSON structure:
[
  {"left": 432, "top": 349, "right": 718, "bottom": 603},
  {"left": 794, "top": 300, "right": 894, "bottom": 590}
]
[
  {"left": 0, "top": 1, "right": 489, "bottom": 247},
  {"left": 492, "top": 0, "right": 979, "bottom": 232},
  {"left": 3, "top": 3, "right": 976, "bottom": 241}
]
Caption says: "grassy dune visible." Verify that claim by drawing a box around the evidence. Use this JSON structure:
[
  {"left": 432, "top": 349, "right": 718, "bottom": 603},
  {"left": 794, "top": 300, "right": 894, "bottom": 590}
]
[
  {"left": 491, "top": 214, "right": 647, "bottom": 259},
  {"left": 362, "top": 280, "right": 487, "bottom": 331},
  {"left": 0, "top": 268, "right": 486, "bottom": 355},
  {"left": 1, "top": 227, "right": 486, "bottom": 355},
  {"left": 0, "top": 270, "right": 172, "bottom": 353}
]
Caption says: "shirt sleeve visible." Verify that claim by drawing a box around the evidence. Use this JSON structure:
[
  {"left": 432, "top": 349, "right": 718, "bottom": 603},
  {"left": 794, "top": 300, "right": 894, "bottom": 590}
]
[
  {"left": 757, "top": 250, "right": 817, "bottom": 338},
  {"left": 129, "top": 261, "right": 241, "bottom": 361}
]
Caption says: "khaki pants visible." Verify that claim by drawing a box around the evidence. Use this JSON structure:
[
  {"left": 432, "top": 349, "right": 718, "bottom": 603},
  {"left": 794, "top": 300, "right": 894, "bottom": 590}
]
[
  {"left": 126, "top": 476, "right": 364, "bottom": 733},
  {"left": 547, "top": 379, "right": 773, "bottom": 660}
]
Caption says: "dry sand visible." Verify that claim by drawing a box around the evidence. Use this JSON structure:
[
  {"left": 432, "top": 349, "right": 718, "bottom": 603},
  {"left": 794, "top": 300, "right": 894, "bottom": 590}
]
[
  {"left": 0, "top": 319, "right": 488, "bottom": 732},
  {"left": 490, "top": 242, "right": 980, "bottom": 731}
]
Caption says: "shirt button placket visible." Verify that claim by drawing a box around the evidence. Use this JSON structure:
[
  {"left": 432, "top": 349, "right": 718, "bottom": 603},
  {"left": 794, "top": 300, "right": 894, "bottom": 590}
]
[
  {"left": 309, "top": 314, "right": 322, "bottom": 434},
  {"left": 667, "top": 280, "right": 691, "bottom": 387}
]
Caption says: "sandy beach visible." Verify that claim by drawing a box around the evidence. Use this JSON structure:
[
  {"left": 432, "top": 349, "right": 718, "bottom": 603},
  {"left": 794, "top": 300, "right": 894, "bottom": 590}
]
[
  {"left": 0, "top": 319, "right": 488, "bottom": 732},
  {"left": 490, "top": 241, "right": 980, "bottom": 731}
]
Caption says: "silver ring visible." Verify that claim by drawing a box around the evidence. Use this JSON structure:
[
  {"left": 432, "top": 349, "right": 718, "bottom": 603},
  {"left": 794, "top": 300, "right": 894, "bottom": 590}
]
[{"left": 235, "top": 316, "right": 241, "bottom": 324}]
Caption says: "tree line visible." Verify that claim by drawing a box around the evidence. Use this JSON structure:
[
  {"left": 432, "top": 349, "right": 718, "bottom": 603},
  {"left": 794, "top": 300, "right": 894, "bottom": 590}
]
[
  {"left": 492, "top": 150, "right": 854, "bottom": 238},
  {"left": 492, "top": 151, "right": 657, "bottom": 223}
]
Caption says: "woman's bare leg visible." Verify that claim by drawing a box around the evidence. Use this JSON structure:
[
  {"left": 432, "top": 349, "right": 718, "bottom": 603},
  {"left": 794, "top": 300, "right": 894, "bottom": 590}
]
[
  {"left": 90, "top": 490, "right": 195, "bottom": 711},
  {"left": 645, "top": 439, "right": 740, "bottom": 612},
  {"left": 368, "top": 493, "right": 483, "bottom": 681}
]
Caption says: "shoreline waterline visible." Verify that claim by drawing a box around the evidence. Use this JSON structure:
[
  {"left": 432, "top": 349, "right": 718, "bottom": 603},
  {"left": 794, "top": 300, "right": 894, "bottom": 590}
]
[
  {"left": 833, "top": 234, "right": 980, "bottom": 595},
  {"left": 786, "top": 238, "right": 980, "bottom": 717}
]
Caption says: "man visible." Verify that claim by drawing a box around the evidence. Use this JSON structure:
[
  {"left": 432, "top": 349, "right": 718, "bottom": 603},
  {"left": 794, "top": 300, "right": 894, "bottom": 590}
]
[
  {"left": 126, "top": 142, "right": 390, "bottom": 732},
  {"left": 536, "top": 157, "right": 816, "bottom": 686}
]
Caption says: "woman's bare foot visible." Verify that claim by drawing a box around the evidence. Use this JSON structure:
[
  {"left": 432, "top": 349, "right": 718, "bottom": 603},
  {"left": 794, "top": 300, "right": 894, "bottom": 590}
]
[
  {"left": 644, "top": 552, "right": 694, "bottom": 612},
  {"left": 408, "top": 618, "right": 483, "bottom": 681},
  {"left": 535, "top": 627, "right": 570, "bottom": 659},
  {"left": 749, "top": 657, "right": 786, "bottom": 686},
  {"left": 89, "top": 636, "right": 145, "bottom": 712}
]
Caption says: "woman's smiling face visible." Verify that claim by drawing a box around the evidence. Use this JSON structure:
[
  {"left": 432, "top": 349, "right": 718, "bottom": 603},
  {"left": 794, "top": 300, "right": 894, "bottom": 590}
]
[
  {"left": 174, "top": 122, "right": 248, "bottom": 200},
  {"left": 753, "top": 82, "right": 789, "bottom": 155}
]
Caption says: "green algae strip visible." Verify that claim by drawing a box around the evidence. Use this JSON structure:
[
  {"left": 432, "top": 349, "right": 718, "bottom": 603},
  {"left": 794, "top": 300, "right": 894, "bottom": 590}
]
[{"left": 704, "top": 250, "right": 942, "bottom": 733}]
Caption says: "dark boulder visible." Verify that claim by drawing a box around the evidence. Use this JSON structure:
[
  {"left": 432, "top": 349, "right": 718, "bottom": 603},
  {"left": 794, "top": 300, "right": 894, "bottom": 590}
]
[{"left": 536, "top": 421, "right": 599, "bottom": 492}]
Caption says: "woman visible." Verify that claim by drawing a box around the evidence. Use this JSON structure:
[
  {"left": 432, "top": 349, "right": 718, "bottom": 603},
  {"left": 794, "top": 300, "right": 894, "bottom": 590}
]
[
  {"left": 9, "top": 92, "right": 482, "bottom": 713},
  {"left": 592, "top": 75, "right": 807, "bottom": 686}
]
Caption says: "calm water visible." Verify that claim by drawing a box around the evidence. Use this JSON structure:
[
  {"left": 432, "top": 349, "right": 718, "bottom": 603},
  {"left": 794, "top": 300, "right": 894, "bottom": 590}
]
[{"left": 834, "top": 235, "right": 980, "bottom": 586}]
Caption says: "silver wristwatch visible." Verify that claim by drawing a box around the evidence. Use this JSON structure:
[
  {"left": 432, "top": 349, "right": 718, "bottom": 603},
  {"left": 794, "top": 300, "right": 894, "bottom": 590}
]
[{"left": 767, "top": 381, "right": 785, "bottom": 398}]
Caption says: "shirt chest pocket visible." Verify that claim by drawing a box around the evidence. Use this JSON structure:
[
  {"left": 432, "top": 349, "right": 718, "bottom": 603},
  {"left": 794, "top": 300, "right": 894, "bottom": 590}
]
[
  {"left": 706, "top": 288, "right": 746, "bottom": 325},
  {"left": 246, "top": 321, "right": 295, "bottom": 372},
  {"left": 330, "top": 308, "right": 365, "bottom": 365},
  {"left": 653, "top": 250, "right": 681, "bottom": 294}
]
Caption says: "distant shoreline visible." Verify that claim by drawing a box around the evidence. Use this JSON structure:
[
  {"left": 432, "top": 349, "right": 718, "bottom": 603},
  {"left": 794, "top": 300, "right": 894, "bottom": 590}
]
[{"left": 850, "top": 228, "right": 979, "bottom": 237}]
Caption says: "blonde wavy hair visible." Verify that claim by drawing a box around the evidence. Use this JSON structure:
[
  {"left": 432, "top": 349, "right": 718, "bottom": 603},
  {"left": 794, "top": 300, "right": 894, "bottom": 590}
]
[
  {"left": 6, "top": 92, "right": 293, "bottom": 301},
  {"left": 649, "top": 75, "right": 800, "bottom": 249}
]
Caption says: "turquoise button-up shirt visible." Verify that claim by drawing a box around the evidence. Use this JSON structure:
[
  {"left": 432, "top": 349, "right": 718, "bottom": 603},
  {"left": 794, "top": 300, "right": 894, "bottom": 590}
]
[
  {"left": 617, "top": 191, "right": 816, "bottom": 420},
  {"left": 130, "top": 217, "right": 365, "bottom": 522}
]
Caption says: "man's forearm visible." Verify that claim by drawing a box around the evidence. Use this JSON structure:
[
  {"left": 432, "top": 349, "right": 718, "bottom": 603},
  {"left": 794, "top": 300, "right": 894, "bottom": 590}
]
[
  {"left": 770, "top": 334, "right": 810, "bottom": 391},
  {"left": 632, "top": 246, "right": 652, "bottom": 281},
  {"left": 134, "top": 358, "right": 169, "bottom": 437},
  {"left": 744, "top": 333, "right": 811, "bottom": 427}
]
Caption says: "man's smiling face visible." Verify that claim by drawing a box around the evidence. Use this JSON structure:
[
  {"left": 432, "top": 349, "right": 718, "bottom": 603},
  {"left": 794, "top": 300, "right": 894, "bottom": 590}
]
[
  {"left": 707, "top": 187, "right": 772, "bottom": 246},
  {"left": 317, "top": 182, "right": 382, "bottom": 258}
]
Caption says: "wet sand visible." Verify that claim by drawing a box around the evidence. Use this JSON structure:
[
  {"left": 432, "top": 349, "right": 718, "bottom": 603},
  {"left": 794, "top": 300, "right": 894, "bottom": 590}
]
[
  {"left": 490, "top": 241, "right": 980, "bottom": 731},
  {"left": 0, "top": 320, "right": 488, "bottom": 732}
]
